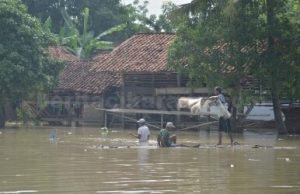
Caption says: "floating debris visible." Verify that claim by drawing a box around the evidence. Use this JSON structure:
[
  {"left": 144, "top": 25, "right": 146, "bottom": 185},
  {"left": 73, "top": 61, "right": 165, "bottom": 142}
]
[
  {"left": 100, "top": 127, "right": 112, "bottom": 136},
  {"left": 49, "top": 129, "right": 57, "bottom": 143},
  {"left": 0, "top": 190, "right": 38, "bottom": 193},
  {"left": 252, "top": 145, "right": 273, "bottom": 149},
  {"left": 277, "top": 157, "right": 292, "bottom": 162},
  {"left": 230, "top": 164, "right": 234, "bottom": 168},
  {"left": 248, "top": 159, "right": 260, "bottom": 162},
  {"left": 271, "top": 185, "right": 297, "bottom": 188}
]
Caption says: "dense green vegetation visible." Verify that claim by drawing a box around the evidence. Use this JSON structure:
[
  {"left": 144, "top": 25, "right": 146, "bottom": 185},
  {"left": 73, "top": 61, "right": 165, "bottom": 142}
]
[
  {"left": 0, "top": 0, "right": 63, "bottom": 128},
  {"left": 168, "top": 0, "right": 300, "bottom": 133},
  {"left": 22, "top": 0, "right": 130, "bottom": 35},
  {"left": 24, "top": 0, "right": 175, "bottom": 58},
  {"left": 22, "top": 0, "right": 175, "bottom": 42},
  {"left": 58, "top": 7, "right": 127, "bottom": 59}
]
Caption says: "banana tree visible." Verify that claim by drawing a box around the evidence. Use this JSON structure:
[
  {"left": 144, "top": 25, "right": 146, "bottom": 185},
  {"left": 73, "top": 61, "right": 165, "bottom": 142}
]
[{"left": 59, "top": 7, "right": 126, "bottom": 59}]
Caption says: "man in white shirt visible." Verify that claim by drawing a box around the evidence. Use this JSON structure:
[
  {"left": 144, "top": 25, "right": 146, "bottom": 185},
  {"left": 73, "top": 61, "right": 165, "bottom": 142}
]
[{"left": 131, "top": 118, "right": 150, "bottom": 145}]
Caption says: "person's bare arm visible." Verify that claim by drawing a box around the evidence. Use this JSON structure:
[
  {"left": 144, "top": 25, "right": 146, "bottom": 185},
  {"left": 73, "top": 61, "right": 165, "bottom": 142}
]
[
  {"left": 129, "top": 133, "right": 141, "bottom": 139},
  {"left": 157, "top": 135, "right": 161, "bottom": 146}
]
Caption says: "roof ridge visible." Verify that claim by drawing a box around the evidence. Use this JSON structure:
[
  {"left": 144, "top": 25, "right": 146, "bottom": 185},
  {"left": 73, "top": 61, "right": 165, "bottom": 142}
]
[{"left": 135, "top": 32, "right": 175, "bottom": 35}]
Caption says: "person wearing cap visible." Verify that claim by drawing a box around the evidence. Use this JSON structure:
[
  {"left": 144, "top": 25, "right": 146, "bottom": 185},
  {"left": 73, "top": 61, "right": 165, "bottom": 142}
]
[
  {"left": 157, "top": 122, "right": 177, "bottom": 147},
  {"left": 131, "top": 118, "right": 150, "bottom": 145}
]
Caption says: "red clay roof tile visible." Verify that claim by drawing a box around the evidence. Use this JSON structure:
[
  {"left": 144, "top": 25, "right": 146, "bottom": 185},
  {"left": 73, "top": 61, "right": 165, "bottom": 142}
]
[
  {"left": 92, "top": 33, "right": 175, "bottom": 73},
  {"left": 48, "top": 46, "right": 78, "bottom": 62},
  {"left": 57, "top": 33, "right": 175, "bottom": 94},
  {"left": 57, "top": 54, "right": 121, "bottom": 94}
]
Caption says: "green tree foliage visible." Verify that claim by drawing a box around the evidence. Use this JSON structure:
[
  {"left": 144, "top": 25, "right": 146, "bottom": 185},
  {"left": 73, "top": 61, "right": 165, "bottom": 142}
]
[
  {"left": 22, "top": 0, "right": 128, "bottom": 35},
  {"left": 58, "top": 7, "right": 126, "bottom": 59},
  {"left": 171, "top": 1, "right": 261, "bottom": 85},
  {"left": 0, "top": 0, "right": 62, "bottom": 128},
  {"left": 262, "top": 0, "right": 300, "bottom": 101},
  {"left": 168, "top": 0, "right": 299, "bottom": 133},
  {"left": 258, "top": 0, "right": 300, "bottom": 133},
  {"left": 168, "top": 0, "right": 263, "bottom": 131},
  {"left": 22, "top": 0, "right": 175, "bottom": 43}
]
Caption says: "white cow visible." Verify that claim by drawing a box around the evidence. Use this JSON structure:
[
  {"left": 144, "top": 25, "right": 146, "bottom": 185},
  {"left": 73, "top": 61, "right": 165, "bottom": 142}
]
[
  {"left": 177, "top": 97, "right": 231, "bottom": 119},
  {"left": 177, "top": 97, "right": 202, "bottom": 110}
]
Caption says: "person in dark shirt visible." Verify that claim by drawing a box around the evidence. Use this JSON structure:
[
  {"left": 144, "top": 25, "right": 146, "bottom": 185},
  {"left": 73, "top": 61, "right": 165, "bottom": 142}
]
[
  {"left": 209, "top": 87, "right": 234, "bottom": 145},
  {"left": 157, "top": 122, "right": 177, "bottom": 147}
]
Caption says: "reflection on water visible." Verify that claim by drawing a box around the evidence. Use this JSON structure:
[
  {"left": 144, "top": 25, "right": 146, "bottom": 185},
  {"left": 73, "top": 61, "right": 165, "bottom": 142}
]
[
  {"left": 0, "top": 127, "right": 299, "bottom": 194},
  {"left": 137, "top": 147, "right": 149, "bottom": 165}
]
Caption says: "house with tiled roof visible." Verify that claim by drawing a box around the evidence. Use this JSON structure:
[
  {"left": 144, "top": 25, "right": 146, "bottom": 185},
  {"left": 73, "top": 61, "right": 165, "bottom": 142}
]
[
  {"left": 44, "top": 51, "right": 120, "bottom": 125},
  {"left": 44, "top": 33, "right": 208, "bottom": 126},
  {"left": 50, "top": 33, "right": 181, "bottom": 97}
]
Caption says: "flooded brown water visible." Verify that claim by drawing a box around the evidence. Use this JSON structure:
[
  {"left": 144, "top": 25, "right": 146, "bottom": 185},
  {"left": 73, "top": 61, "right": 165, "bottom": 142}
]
[{"left": 0, "top": 126, "right": 299, "bottom": 194}]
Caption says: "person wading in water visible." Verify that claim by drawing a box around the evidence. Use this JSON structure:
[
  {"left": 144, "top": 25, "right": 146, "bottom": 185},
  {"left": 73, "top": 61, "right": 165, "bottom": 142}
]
[
  {"left": 131, "top": 118, "right": 150, "bottom": 146},
  {"left": 209, "top": 87, "right": 234, "bottom": 145},
  {"left": 157, "top": 122, "right": 177, "bottom": 147}
]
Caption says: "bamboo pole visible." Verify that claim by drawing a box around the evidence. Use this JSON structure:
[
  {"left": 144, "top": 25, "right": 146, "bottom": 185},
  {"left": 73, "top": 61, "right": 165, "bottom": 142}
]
[{"left": 179, "top": 121, "right": 218, "bottom": 131}]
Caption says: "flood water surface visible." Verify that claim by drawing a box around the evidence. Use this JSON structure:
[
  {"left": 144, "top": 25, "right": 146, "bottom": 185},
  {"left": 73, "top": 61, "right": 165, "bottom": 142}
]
[{"left": 0, "top": 127, "right": 299, "bottom": 193}]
